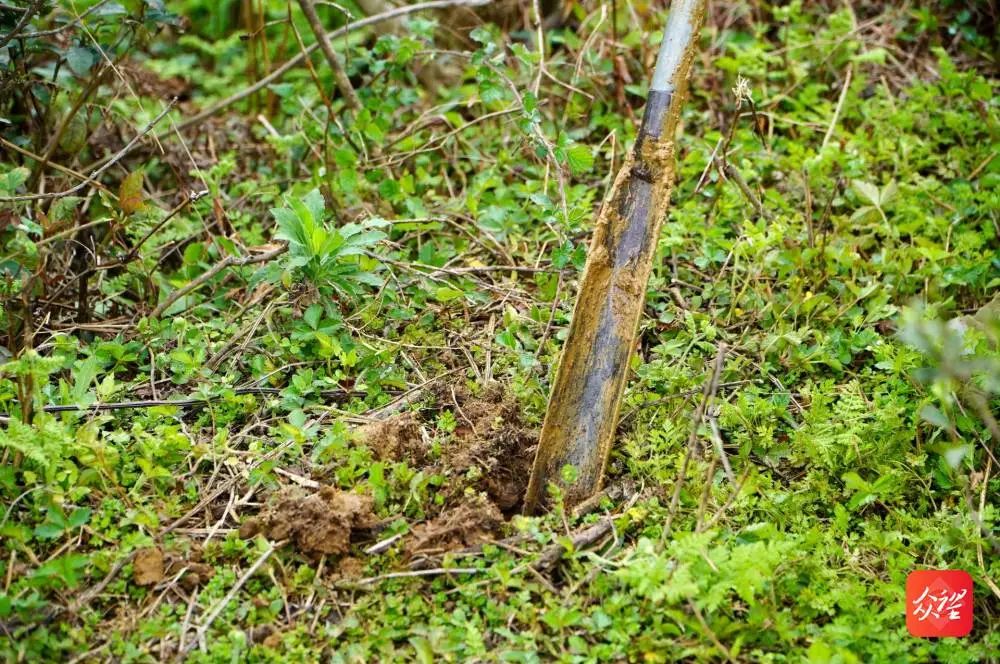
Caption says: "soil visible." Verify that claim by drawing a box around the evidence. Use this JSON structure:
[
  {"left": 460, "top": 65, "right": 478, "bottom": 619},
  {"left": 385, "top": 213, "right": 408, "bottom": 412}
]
[
  {"left": 353, "top": 412, "right": 427, "bottom": 464},
  {"left": 123, "top": 61, "right": 190, "bottom": 100},
  {"left": 352, "top": 382, "right": 537, "bottom": 514},
  {"left": 132, "top": 547, "right": 164, "bottom": 586},
  {"left": 405, "top": 493, "right": 504, "bottom": 556},
  {"left": 132, "top": 546, "right": 215, "bottom": 589},
  {"left": 436, "top": 382, "right": 538, "bottom": 514},
  {"left": 239, "top": 486, "right": 376, "bottom": 556},
  {"left": 243, "top": 383, "right": 536, "bottom": 558},
  {"left": 337, "top": 556, "right": 365, "bottom": 580}
]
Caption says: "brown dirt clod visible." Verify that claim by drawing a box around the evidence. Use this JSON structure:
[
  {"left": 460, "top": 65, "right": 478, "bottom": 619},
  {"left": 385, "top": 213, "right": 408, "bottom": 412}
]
[
  {"left": 173, "top": 560, "right": 215, "bottom": 590},
  {"left": 239, "top": 486, "right": 375, "bottom": 556},
  {"left": 133, "top": 546, "right": 214, "bottom": 589},
  {"left": 353, "top": 413, "right": 427, "bottom": 464},
  {"left": 337, "top": 556, "right": 365, "bottom": 580},
  {"left": 263, "top": 631, "right": 283, "bottom": 649},
  {"left": 132, "top": 547, "right": 165, "bottom": 586}
]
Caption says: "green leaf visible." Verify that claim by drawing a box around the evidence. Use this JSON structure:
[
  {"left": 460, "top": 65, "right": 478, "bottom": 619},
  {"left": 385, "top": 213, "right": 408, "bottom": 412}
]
[
  {"left": 67, "top": 507, "right": 91, "bottom": 529},
  {"left": 565, "top": 144, "right": 594, "bottom": 176},
  {"left": 301, "top": 188, "right": 326, "bottom": 226},
  {"left": 350, "top": 271, "right": 384, "bottom": 287},
  {"left": 66, "top": 47, "right": 97, "bottom": 76},
  {"left": 118, "top": 171, "right": 145, "bottom": 214},
  {"left": 851, "top": 48, "right": 888, "bottom": 64},
  {"left": 34, "top": 522, "right": 65, "bottom": 540},
  {"left": 879, "top": 180, "right": 897, "bottom": 206},
  {"left": 303, "top": 304, "right": 323, "bottom": 330},
  {"left": 434, "top": 286, "right": 464, "bottom": 302},
  {"left": 943, "top": 444, "right": 971, "bottom": 469},
  {"left": 919, "top": 404, "right": 951, "bottom": 429},
  {"left": 479, "top": 79, "right": 506, "bottom": 105},
  {"left": 851, "top": 180, "right": 880, "bottom": 207},
  {"left": 469, "top": 26, "right": 493, "bottom": 45},
  {"left": 0, "top": 167, "right": 29, "bottom": 194}
]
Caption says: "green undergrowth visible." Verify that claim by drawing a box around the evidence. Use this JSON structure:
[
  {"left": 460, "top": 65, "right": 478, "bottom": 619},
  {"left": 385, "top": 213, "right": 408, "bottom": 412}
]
[{"left": 1, "top": 1, "right": 998, "bottom": 661}]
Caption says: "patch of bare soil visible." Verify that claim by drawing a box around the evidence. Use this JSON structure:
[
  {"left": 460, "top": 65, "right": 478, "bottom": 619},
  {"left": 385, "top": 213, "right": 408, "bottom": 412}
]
[
  {"left": 353, "top": 412, "right": 427, "bottom": 464},
  {"left": 239, "top": 486, "right": 375, "bottom": 556},
  {"left": 337, "top": 556, "right": 365, "bottom": 580},
  {"left": 132, "top": 546, "right": 215, "bottom": 589},
  {"left": 439, "top": 382, "right": 538, "bottom": 514},
  {"left": 352, "top": 382, "right": 537, "bottom": 516},
  {"left": 405, "top": 493, "right": 504, "bottom": 556},
  {"left": 246, "top": 384, "right": 535, "bottom": 559},
  {"left": 123, "top": 61, "right": 190, "bottom": 100}
]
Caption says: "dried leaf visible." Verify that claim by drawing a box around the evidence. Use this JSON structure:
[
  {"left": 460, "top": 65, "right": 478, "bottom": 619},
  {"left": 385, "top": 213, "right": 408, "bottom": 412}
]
[{"left": 119, "top": 171, "right": 145, "bottom": 215}]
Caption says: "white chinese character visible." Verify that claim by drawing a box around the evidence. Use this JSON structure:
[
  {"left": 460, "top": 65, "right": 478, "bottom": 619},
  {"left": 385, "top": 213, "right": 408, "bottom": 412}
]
[
  {"left": 939, "top": 589, "right": 966, "bottom": 621},
  {"left": 911, "top": 586, "right": 942, "bottom": 621}
]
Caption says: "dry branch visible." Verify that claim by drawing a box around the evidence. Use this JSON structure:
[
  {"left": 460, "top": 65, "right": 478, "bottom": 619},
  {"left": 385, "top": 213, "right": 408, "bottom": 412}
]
[
  {"left": 0, "top": 99, "right": 177, "bottom": 203},
  {"left": 182, "top": 542, "right": 281, "bottom": 655},
  {"left": 0, "top": 0, "right": 44, "bottom": 49},
  {"left": 296, "top": 0, "right": 361, "bottom": 110},
  {"left": 149, "top": 244, "right": 286, "bottom": 318}
]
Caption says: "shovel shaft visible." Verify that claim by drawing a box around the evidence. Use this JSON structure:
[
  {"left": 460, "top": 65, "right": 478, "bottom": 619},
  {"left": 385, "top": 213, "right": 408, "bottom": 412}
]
[{"left": 524, "top": 0, "right": 706, "bottom": 512}]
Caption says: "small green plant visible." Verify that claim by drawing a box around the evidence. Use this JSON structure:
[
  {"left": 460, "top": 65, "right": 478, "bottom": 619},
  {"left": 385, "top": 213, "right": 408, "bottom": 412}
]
[{"left": 256, "top": 189, "right": 387, "bottom": 300}]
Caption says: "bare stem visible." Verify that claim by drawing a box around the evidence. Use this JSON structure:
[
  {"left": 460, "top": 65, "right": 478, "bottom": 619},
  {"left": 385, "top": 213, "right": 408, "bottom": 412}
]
[{"left": 296, "top": 0, "right": 361, "bottom": 110}]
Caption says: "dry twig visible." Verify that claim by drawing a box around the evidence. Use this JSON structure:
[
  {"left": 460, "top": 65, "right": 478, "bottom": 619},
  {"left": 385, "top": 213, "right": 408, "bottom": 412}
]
[
  {"left": 0, "top": 0, "right": 44, "bottom": 49},
  {"left": 0, "top": 99, "right": 177, "bottom": 203},
  {"left": 663, "top": 344, "right": 728, "bottom": 537},
  {"left": 296, "top": 0, "right": 361, "bottom": 110},
  {"left": 149, "top": 243, "right": 286, "bottom": 318}
]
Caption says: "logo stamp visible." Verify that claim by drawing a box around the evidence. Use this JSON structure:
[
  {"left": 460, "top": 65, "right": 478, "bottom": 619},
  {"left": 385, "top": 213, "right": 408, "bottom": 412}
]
[{"left": 906, "top": 570, "right": 973, "bottom": 638}]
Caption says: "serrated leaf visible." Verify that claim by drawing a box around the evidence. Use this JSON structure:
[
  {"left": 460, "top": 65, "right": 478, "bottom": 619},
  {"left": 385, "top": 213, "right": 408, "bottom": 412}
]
[
  {"left": 118, "top": 171, "right": 144, "bottom": 214},
  {"left": 565, "top": 144, "right": 594, "bottom": 176},
  {"left": 0, "top": 167, "right": 29, "bottom": 194},
  {"left": 851, "top": 180, "right": 880, "bottom": 207},
  {"left": 303, "top": 304, "right": 323, "bottom": 329},
  {"left": 34, "top": 522, "right": 64, "bottom": 540},
  {"left": 67, "top": 507, "right": 91, "bottom": 529},
  {"left": 479, "top": 79, "right": 506, "bottom": 105},
  {"left": 313, "top": 331, "right": 341, "bottom": 358}
]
